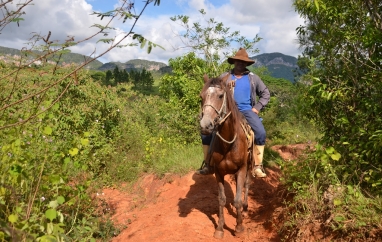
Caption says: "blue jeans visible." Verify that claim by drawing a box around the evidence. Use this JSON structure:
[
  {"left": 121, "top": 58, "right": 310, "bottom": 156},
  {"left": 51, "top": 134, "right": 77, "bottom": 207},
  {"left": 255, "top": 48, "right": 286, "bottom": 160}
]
[{"left": 201, "top": 110, "right": 266, "bottom": 145}]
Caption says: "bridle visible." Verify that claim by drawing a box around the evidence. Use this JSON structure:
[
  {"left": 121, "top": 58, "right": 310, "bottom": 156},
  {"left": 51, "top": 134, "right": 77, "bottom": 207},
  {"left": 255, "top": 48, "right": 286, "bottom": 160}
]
[{"left": 202, "top": 85, "right": 237, "bottom": 144}]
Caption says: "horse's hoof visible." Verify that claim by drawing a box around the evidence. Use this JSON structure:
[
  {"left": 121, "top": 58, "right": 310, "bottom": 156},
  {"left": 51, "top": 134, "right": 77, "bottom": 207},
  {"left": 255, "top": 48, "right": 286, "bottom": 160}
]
[
  {"left": 235, "top": 224, "right": 245, "bottom": 234},
  {"left": 214, "top": 230, "right": 224, "bottom": 239}
]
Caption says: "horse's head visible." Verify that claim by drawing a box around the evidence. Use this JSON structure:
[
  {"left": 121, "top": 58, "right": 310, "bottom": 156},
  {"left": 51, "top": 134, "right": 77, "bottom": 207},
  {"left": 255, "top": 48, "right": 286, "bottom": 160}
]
[{"left": 199, "top": 74, "right": 230, "bottom": 135}]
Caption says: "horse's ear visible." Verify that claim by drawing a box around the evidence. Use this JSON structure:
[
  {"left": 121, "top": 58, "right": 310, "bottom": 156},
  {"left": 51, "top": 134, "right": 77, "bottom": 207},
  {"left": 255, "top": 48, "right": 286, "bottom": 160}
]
[
  {"left": 221, "top": 73, "right": 230, "bottom": 82},
  {"left": 203, "top": 74, "right": 209, "bottom": 83}
]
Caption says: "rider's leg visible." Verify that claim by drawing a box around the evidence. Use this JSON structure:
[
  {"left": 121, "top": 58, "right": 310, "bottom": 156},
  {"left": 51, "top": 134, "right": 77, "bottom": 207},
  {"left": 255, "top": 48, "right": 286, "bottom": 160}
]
[
  {"left": 195, "top": 134, "right": 213, "bottom": 175},
  {"left": 241, "top": 110, "right": 267, "bottom": 178}
]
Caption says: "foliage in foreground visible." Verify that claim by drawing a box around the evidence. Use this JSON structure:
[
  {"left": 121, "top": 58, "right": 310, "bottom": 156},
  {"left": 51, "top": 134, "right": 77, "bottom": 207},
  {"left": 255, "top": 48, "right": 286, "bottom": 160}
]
[
  {"left": 294, "top": 0, "right": 382, "bottom": 193},
  {"left": 0, "top": 62, "right": 198, "bottom": 241},
  {"left": 277, "top": 1, "right": 382, "bottom": 239},
  {"left": 279, "top": 146, "right": 382, "bottom": 241}
]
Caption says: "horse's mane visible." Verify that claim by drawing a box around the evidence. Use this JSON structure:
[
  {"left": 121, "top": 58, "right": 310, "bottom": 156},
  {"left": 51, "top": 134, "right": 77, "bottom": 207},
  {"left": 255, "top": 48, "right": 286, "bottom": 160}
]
[{"left": 202, "top": 76, "right": 242, "bottom": 128}]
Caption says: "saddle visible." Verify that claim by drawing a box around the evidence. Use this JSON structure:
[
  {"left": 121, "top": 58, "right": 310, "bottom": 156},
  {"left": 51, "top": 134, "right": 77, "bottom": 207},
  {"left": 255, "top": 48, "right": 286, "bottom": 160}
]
[{"left": 239, "top": 116, "right": 253, "bottom": 147}]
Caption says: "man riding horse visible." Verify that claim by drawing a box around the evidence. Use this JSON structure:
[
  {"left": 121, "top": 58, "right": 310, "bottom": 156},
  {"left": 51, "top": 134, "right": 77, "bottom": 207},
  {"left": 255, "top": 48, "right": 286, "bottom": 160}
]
[{"left": 196, "top": 48, "right": 270, "bottom": 178}]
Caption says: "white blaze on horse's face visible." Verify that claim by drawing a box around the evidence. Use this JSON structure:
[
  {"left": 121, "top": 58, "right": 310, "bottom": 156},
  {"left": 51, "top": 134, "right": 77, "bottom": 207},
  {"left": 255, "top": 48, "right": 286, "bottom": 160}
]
[{"left": 200, "top": 85, "right": 225, "bottom": 134}]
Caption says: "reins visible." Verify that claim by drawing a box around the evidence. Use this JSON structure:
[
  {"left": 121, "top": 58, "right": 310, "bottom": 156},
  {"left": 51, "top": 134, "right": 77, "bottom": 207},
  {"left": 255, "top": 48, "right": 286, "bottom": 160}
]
[{"left": 202, "top": 85, "right": 237, "bottom": 144}]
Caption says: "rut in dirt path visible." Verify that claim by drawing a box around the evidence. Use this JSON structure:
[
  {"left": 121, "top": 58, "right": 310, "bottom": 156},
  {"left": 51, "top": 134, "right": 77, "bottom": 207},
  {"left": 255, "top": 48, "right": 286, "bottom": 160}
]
[{"left": 101, "top": 166, "right": 284, "bottom": 242}]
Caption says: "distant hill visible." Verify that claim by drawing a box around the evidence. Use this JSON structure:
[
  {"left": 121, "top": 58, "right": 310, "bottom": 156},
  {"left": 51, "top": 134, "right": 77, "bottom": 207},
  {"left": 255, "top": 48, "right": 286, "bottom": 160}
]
[
  {"left": 0, "top": 46, "right": 103, "bottom": 69},
  {"left": 0, "top": 46, "right": 299, "bottom": 81},
  {"left": 97, "top": 59, "right": 168, "bottom": 73},
  {"left": 250, "top": 52, "right": 299, "bottom": 82}
]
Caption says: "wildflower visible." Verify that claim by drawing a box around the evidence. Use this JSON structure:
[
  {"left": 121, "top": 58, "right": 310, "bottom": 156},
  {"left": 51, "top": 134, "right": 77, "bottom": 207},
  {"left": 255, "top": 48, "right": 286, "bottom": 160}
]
[{"left": 41, "top": 197, "right": 46, "bottom": 202}]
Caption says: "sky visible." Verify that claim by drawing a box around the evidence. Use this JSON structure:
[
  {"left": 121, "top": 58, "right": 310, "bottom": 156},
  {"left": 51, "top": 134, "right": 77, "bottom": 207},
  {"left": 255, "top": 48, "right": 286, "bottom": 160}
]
[{"left": 0, "top": 0, "right": 304, "bottom": 64}]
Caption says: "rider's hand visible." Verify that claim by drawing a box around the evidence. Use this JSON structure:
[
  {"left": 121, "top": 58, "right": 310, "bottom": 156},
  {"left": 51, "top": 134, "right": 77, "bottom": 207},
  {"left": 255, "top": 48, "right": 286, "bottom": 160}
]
[{"left": 252, "top": 108, "right": 259, "bottom": 114}]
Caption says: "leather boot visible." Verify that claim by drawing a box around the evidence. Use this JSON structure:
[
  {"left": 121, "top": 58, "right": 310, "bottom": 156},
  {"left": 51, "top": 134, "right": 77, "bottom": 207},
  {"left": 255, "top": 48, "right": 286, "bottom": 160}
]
[
  {"left": 195, "top": 145, "right": 213, "bottom": 175},
  {"left": 252, "top": 145, "right": 267, "bottom": 178}
]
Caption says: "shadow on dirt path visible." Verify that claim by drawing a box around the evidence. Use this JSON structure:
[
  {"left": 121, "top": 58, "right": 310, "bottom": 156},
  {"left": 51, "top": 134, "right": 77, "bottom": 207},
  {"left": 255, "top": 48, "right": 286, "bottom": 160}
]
[
  {"left": 178, "top": 174, "right": 237, "bottom": 236},
  {"left": 100, "top": 164, "right": 284, "bottom": 242}
]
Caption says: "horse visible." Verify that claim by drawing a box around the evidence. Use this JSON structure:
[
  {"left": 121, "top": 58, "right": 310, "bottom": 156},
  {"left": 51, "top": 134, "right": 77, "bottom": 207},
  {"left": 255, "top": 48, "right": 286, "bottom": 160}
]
[{"left": 199, "top": 74, "right": 254, "bottom": 239}]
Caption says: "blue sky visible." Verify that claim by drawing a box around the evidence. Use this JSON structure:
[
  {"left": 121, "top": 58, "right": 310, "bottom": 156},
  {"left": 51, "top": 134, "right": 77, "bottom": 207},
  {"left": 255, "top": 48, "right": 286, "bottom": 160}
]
[{"left": 0, "top": 0, "right": 303, "bottom": 64}]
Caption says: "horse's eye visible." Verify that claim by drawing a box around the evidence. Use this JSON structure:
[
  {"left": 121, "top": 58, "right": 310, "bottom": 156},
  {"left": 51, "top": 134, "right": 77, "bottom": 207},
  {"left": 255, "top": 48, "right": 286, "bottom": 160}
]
[{"left": 219, "top": 94, "right": 224, "bottom": 99}]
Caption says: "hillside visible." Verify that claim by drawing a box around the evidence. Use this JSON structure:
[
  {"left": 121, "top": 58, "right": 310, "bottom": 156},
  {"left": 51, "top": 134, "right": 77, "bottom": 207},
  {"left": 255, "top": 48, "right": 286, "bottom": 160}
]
[
  {"left": 0, "top": 46, "right": 298, "bottom": 81},
  {"left": 97, "top": 59, "right": 168, "bottom": 73},
  {"left": 0, "top": 46, "right": 103, "bottom": 69},
  {"left": 250, "top": 52, "right": 299, "bottom": 82}
]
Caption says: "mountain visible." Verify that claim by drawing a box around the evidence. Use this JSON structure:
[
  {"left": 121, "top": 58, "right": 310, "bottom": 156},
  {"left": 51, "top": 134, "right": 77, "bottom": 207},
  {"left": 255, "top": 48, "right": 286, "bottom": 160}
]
[
  {"left": 250, "top": 52, "right": 299, "bottom": 82},
  {"left": 0, "top": 46, "right": 298, "bottom": 81},
  {"left": 97, "top": 59, "right": 168, "bottom": 72},
  {"left": 0, "top": 46, "right": 103, "bottom": 69}
]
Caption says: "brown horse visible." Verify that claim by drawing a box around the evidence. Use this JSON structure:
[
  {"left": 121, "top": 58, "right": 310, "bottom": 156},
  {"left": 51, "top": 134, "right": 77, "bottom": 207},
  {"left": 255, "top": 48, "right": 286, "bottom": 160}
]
[{"left": 199, "top": 74, "right": 253, "bottom": 239}]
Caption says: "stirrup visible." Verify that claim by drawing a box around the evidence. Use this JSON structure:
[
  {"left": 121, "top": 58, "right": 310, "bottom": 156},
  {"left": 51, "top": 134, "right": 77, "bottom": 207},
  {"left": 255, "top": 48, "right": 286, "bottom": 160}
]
[
  {"left": 195, "top": 160, "right": 213, "bottom": 175},
  {"left": 252, "top": 165, "right": 266, "bottom": 178}
]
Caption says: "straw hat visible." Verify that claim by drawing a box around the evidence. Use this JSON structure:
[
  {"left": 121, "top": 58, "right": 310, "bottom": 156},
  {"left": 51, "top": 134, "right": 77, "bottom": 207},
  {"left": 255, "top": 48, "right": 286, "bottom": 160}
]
[{"left": 227, "top": 48, "right": 255, "bottom": 66}]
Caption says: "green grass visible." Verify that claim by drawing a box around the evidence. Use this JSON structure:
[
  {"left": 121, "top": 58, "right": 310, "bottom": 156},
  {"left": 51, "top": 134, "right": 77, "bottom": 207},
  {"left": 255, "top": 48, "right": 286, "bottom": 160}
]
[{"left": 152, "top": 144, "right": 202, "bottom": 177}]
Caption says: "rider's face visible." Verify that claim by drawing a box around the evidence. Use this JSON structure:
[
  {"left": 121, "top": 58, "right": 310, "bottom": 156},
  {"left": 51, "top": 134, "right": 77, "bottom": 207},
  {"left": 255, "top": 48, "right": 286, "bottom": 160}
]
[{"left": 233, "top": 60, "right": 248, "bottom": 72}]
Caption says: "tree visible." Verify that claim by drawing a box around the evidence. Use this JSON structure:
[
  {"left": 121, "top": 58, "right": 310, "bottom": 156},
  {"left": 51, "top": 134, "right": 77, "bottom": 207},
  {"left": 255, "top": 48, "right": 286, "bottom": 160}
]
[
  {"left": 294, "top": 0, "right": 382, "bottom": 192},
  {"left": 161, "top": 9, "right": 261, "bottom": 104},
  {"left": 169, "top": 9, "right": 261, "bottom": 77},
  {"left": 121, "top": 69, "right": 130, "bottom": 83},
  {"left": 113, "top": 66, "right": 121, "bottom": 84},
  {"left": 105, "top": 69, "right": 113, "bottom": 86}
]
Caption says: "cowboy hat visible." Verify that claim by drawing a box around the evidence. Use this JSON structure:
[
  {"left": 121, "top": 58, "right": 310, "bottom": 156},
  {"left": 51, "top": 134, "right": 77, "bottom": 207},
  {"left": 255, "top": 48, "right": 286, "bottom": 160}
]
[{"left": 227, "top": 48, "right": 255, "bottom": 66}]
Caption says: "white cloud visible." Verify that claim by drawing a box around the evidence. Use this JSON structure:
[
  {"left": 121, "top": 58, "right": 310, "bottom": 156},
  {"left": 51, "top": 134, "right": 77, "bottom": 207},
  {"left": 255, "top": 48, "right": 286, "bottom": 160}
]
[{"left": 0, "top": 0, "right": 303, "bottom": 64}]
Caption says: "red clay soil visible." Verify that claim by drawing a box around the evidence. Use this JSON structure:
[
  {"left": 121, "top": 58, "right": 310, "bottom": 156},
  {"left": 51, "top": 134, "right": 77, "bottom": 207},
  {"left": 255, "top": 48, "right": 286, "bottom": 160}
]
[
  {"left": 98, "top": 145, "right": 309, "bottom": 242},
  {"left": 271, "top": 143, "right": 315, "bottom": 161},
  {"left": 101, "top": 168, "right": 282, "bottom": 242}
]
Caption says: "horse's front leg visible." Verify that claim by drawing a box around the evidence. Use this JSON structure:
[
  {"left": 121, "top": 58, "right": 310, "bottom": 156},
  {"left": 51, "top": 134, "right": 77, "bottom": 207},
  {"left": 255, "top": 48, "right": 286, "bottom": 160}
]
[
  {"left": 234, "top": 169, "right": 246, "bottom": 235},
  {"left": 242, "top": 162, "right": 252, "bottom": 217},
  {"left": 214, "top": 173, "right": 226, "bottom": 239}
]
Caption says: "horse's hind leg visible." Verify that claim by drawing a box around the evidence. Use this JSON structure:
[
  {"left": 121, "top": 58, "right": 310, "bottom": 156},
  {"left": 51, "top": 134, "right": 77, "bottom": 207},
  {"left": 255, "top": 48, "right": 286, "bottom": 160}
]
[
  {"left": 233, "top": 170, "right": 246, "bottom": 235},
  {"left": 214, "top": 173, "right": 226, "bottom": 239}
]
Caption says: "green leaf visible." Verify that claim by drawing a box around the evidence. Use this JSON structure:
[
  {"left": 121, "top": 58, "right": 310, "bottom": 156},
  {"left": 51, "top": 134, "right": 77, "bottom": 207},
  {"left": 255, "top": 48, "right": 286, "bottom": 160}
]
[
  {"left": 47, "top": 222, "right": 54, "bottom": 234},
  {"left": 69, "top": 148, "right": 79, "bottom": 156},
  {"left": 333, "top": 199, "right": 342, "bottom": 206},
  {"left": 11, "top": 17, "right": 24, "bottom": 22},
  {"left": 45, "top": 209, "right": 57, "bottom": 221},
  {"left": 325, "top": 147, "right": 335, "bottom": 154},
  {"left": 37, "top": 235, "right": 56, "bottom": 242},
  {"left": 52, "top": 103, "right": 60, "bottom": 110},
  {"left": 314, "top": 0, "right": 319, "bottom": 12},
  {"left": 57, "top": 196, "right": 65, "bottom": 205},
  {"left": 8, "top": 214, "right": 18, "bottom": 223},
  {"left": 49, "top": 200, "right": 58, "bottom": 209},
  {"left": 43, "top": 126, "right": 52, "bottom": 135},
  {"left": 334, "top": 215, "right": 345, "bottom": 222},
  {"left": 81, "top": 138, "right": 89, "bottom": 146},
  {"left": 331, "top": 152, "right": 341, "bottom": 161}
]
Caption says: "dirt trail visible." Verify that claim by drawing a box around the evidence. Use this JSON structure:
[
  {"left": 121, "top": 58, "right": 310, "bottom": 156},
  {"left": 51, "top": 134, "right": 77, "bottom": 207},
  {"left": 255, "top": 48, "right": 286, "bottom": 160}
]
[
  {"left": 97, "top": 145, "right": 311, "bottom": 241},
  {"left": 100, "top": 166, "right": 284, "bottom": 242}
]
